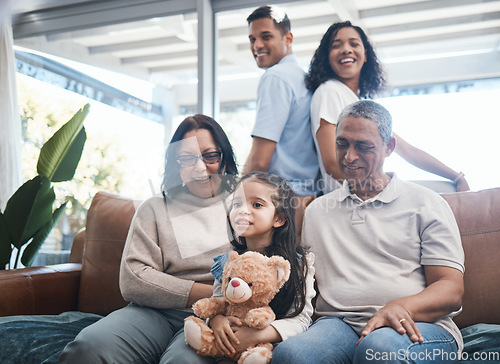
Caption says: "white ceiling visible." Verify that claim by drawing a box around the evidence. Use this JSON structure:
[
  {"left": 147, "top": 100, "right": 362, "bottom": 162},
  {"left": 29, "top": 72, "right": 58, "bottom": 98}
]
[{"left": 11, "top": 0, "right": 500, "bottom": 108}]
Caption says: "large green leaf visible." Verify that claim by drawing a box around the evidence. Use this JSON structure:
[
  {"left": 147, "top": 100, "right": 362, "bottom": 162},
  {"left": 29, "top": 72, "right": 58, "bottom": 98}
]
[
  {"left": 51, "top": 127, "right": 87, "bottom": 182},
  {"left": 21, "top": 202, "right": 67, "bottom": 267},
  {"left": 37, "top": 103, "right": 90, "bottom": 182},
  {"left": 3, "top": 176, "right": 55, "bottom": 249},
  {"left": 0, "top": 212, "right": 12, "bottom": 269}
]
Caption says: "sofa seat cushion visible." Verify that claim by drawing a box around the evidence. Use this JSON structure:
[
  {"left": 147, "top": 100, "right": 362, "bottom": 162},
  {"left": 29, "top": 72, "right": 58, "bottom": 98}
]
[
  {"left": 460, "top": 324, "right": 500, "bottom": 363},
  {"left": 0, "top": 311, "right": 101, "bottom": 363}
]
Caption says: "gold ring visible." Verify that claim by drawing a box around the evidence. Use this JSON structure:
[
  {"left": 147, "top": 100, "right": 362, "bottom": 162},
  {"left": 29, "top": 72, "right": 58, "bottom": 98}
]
[{"left": 399, "top": 318, "right": 407, "bottom": 324}]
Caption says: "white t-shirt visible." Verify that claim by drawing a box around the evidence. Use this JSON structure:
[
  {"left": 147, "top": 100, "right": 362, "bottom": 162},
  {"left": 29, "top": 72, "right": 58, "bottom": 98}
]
[
  {"left": 310, "top": 79, "right": 359, "bottom": 194},
  {"left": 302, "top": 173, "right": 465, "bottom": 350}
]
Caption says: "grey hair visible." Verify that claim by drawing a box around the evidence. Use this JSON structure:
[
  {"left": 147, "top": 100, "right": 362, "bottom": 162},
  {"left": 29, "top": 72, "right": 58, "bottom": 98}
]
[{"left": 337, "top": 100, "right": 392, "bottom": 144}]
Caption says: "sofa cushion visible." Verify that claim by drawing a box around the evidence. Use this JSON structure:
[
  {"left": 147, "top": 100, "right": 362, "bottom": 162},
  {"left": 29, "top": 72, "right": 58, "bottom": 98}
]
[
  {"left": 68, "top": 230, "right": 85, "bottom": 263},
  {"left": 78, "top": 192, "right": 141, "bottom": 315},
  {"left": 441, "top": 188, "right": 500, "bottom": 329}
]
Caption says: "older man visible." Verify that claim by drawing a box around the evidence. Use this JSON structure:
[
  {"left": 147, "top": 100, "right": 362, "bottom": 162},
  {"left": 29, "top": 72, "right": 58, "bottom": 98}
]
[{"left": 272, "top": 100, "right": 464, "bottom": 364}]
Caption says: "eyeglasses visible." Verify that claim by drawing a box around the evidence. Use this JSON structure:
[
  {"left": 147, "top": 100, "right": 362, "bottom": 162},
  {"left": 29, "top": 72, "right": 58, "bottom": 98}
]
[{"left": 176, "top": 151, "right": 222, "bottom": 167}]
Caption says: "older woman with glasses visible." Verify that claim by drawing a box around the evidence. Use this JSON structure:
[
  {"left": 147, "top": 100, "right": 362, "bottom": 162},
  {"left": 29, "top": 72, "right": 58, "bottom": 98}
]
[{"left": 60, "top": 114, "right": 238, "bottom": 364}]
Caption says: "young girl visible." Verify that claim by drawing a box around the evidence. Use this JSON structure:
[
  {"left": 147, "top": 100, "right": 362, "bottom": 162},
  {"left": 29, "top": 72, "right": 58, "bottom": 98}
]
[
  {"left": 208, "top": 172, "right": 315, "bottom": 362},
  {"left": 306, "top": 21, "right": 470, "bottom": 194}
]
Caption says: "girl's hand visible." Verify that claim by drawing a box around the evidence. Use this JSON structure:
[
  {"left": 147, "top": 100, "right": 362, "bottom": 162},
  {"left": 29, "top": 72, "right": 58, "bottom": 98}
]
[
  {"left": 210, "top": 315, "right": 242, "bottom": 356},
  {"left": 357, "top": 302, "right": 424, "bottom": 345},
  {"left": 230, "top": 326, "right": 266, "bottom": 360}
]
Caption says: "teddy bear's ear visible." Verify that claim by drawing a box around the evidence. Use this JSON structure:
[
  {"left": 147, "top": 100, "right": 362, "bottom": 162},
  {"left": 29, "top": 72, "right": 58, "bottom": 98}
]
[
  {"left": 268, "top": 256, "right": 291, "bottom": 287},
  {"left": 228, "top": 251, "right": 239, "bottom": 261}
]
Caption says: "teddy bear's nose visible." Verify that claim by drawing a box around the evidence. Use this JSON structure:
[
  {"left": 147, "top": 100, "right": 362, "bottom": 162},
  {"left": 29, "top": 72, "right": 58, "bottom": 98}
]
[{"left": 231, "top": 279, "right": 240, "bottom": 287}]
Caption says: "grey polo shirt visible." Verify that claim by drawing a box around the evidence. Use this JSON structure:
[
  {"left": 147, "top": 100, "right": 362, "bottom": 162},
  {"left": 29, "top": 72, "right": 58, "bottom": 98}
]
[{"left": 303, "top": 173, "right": 464, "bottom": 349}]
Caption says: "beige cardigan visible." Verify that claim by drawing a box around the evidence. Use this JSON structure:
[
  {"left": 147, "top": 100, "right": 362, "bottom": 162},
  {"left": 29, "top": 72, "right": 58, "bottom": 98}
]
[{"left": 120, "top": 190, "right": 232, "bottom": 311}]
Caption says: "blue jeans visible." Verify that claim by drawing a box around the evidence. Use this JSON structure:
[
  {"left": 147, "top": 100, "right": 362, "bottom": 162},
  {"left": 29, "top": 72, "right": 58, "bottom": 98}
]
[{"left": 272, "top": 317, "right": 459, "bottom": 364}]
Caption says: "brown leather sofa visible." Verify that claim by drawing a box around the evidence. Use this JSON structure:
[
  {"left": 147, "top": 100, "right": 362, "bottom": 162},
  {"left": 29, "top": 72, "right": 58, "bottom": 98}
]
[
  {"left": 0, "top": 192, "right": 139, "bottom": 317},
  {"left": 1, "top": 188, "right": 500, "bottom": 341}
]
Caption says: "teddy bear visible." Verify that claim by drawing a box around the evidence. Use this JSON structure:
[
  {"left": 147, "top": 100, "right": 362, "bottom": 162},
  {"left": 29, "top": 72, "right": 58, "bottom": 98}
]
[{"left": 184, "top": 250, "right": 291, "bottom": 364}]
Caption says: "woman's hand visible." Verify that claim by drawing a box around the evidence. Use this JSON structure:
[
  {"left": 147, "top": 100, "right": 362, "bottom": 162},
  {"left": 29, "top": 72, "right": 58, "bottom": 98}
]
[
  {"left": 187, "top": 282, "right": 214, "bottom": 308},
  {"left": 393, "top": 133, "right": 471, "bottom": 192},
  {"left": 455, "top": 176, "right": 470, "bottom": 192},
  {"left": 210, "top": 315, "right": 242, "bottom": 357},
  {"left": 357, "top": 302, "right": 424, "bottom": 345}
]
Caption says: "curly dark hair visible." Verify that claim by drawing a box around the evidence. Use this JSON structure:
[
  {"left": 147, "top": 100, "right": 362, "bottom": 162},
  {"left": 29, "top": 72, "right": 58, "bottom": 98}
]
[
  {"left": 161, "top": 114, "right": 238, "bottom": 200},
  {"left": 228, "top": 172, "right": 308, "bottom": 319},
  {"left": 305, "top": 21, "right": 385, "bottom": 98}
]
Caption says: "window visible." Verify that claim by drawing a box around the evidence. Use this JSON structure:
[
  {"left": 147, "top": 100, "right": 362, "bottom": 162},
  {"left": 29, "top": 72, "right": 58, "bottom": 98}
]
[
  {"left": 17, "top": 56, "right": 164, "bottom": 266},
  {"left": 378, "top": 81, "right": 500, "bottom": 191}
]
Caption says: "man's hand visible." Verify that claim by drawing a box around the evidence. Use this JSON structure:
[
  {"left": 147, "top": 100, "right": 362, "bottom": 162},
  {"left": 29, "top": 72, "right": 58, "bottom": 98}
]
[
  {"left": 357, "top": 302, "right": 424, "bottom": 345},
  {"left": 358, "top": 266, "right": 463, "bottom": 345}
]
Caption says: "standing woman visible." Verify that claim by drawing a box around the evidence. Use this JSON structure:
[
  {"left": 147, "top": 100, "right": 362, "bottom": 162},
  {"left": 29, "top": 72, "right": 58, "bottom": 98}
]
[
  {"left": 59, "top": 114, "right": 238, "bottom": 364},
  {"left": 306, "top": 21, "right": 469, "bottom": 194}
]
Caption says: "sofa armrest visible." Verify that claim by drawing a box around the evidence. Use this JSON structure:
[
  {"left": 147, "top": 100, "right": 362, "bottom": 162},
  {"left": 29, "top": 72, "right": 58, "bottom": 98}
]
[
  {"left": 69, "top": 229, "right": 85, "bottom": 263},
  {"left": 0, "top": 263, "right": 82, "bottom": 317}
]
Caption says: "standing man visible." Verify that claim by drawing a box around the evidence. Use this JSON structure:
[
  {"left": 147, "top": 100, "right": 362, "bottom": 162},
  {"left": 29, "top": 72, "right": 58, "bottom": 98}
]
[
  {"left": 243, "top": 5, "right": 320, "bottom": 196},
  {"left": 272, "top": 100, "right": 465, "bottom": 363}
]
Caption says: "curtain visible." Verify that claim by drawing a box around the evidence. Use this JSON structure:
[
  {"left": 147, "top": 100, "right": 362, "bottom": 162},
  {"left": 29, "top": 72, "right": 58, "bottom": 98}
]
[{"left": 0, "top": 1, "right": 22, "bottom": 211}]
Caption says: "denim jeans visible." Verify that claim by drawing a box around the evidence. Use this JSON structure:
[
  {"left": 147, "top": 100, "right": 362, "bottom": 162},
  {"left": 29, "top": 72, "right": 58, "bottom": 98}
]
[{"left": 271, "top": 317, "right": 459, "bottom": 364}]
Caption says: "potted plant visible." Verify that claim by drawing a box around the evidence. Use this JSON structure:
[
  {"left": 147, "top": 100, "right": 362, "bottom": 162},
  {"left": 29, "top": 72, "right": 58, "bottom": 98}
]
[{"left": 0, "top": 103, "right": 89, "bottom": 269}]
